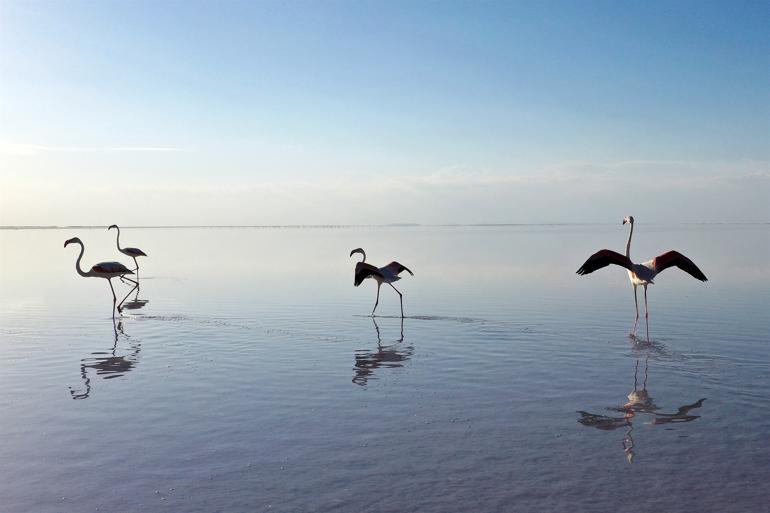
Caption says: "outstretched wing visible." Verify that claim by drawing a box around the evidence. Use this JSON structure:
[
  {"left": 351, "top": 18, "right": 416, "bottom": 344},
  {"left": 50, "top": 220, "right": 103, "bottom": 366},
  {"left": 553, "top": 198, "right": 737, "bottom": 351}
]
[
  {"left": 382, "top": 261, "right": 414, "bottom": 276},
  {"left": 652, "top": 251, "right": 707, "bottom": 281},
  {"left": 92, "top": 261, "right": 133, "bottom": 275},
  {"left": 354, "top": 262, "right": 384, "bottom": 286},
  {"left": 576, "top": 249, "right": 633, "bottom": 275}
]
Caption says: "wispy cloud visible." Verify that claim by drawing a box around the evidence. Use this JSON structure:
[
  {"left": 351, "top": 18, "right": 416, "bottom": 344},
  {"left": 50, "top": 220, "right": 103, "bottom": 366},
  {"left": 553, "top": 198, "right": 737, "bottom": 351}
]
[
  {"left": 415, "top": 159, "right": 770, "bottom": 189},
  {"left": 0, "top": 142, "right": 183, "bottom": 156},
  {"left": 2, "top": 158, "right": 767, "bottom": 225}
]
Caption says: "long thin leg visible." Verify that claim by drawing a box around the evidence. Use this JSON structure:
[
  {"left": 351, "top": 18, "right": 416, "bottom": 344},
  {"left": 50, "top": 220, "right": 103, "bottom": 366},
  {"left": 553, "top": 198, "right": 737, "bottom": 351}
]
[
  {"left": 118, "top": 281, "right": 139, "bottom": 312},
  {"left": 371, "top": 283, "right": 381, "bottom": 317},
  {"left": 632, "top": 286, "right": 639, "bottom": 337},
  {"left": 389, "top": 283, "right": 404, "bottom": 318},
  {"left": 120, "top": 270, "right": 139, "bottom": 285},
  {"left": 108, "top": 278, "right": 117, "bottom": 318},
  {"left": 122, "top": 275, "right": 139, "bottom": 287},
  {"left": 133, "top": 257, "right": 139, "bottom": 277},
  {"left": 644, "top": 285, "right": 650, "bottom": 342}
]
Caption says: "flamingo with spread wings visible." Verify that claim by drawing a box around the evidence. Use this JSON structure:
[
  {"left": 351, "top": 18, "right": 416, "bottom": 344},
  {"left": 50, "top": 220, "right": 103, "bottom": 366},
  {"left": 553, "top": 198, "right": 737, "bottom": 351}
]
[
  {"left": 577, "top": 216, "right": 707, "bottom": 340},
  {"left": 350, "top": 248, "right": 414, "bottom": 318}
]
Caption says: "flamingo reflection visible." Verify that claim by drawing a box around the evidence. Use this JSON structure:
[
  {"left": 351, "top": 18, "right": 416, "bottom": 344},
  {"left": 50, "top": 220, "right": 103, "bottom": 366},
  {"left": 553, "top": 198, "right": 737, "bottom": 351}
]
[
  {"left": 69, "top": 319, "right": 141, "bottom": 400},
  {"left": 119, "top": 285, "right": 149, "bottom": 312},
  {"left": 352, "top": 317, "right": 413, "bottom": 386},
  {"left": 577, "top": 353, "right": 706, "bottom": 463}
]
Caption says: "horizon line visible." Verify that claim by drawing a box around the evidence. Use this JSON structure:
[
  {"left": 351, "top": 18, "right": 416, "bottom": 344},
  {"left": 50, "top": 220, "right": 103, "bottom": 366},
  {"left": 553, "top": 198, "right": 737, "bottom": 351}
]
[{"left": 2, "top": 222, "right": 769, "bottom": 230}]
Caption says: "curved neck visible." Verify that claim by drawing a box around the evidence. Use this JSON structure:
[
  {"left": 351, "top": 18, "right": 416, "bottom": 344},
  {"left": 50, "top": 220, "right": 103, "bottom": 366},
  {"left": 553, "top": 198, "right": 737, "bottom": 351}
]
[
  {"left": 113, "top": 227, "right": 123, "bottom": 251},
  {"left": 72, "top": 242, "right": 92, "bottom": 277},
  {"left": 625, "top": 222, "right": 634, "bottom": 258},
  {"left": 355, "top": 249, "right": 367, "bottom": 263}
]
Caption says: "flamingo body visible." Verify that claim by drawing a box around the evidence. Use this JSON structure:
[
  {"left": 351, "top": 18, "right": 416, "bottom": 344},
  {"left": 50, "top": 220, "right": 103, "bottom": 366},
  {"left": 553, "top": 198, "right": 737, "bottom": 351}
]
[
  {"left": 91, "top": 261, "right": 134, "bottom": 276},
  {"left": 121, "top": 247, "right": 147, "bottom": 258}
]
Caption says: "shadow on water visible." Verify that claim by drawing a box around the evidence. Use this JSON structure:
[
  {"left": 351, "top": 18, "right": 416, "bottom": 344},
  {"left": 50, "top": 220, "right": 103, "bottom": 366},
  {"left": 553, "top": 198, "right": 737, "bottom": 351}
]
[
  {"left": 69, "top": 318, "right": 142, "bottom": 400},
  {"left": 352, "top": 317, "right": 414, "bottom": 386},
  {"left": 577, "top": 347, "right": 706, "bottom": 463}
]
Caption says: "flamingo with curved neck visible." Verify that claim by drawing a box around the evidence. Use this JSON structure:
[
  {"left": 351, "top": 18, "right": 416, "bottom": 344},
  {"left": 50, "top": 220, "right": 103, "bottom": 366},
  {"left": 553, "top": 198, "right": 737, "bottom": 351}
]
[
  {"left": 108, "top": 225, "right": 147, "bottom": 278},
  {"left": 65, "top": 237, "right": 136, "bottom": 317}
]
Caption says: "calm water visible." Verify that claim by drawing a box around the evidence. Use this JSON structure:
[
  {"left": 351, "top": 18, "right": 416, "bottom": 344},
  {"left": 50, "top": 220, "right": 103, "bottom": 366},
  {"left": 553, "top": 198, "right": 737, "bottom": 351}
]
[{"left": 1, "top": 225, "right": 768, "bottom": 513}]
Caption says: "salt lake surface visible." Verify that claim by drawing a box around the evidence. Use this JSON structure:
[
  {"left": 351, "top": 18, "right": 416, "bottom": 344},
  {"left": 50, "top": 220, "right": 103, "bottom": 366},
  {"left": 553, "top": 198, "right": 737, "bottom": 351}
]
[{"left": 1, "top": 224, "right": 768, "bottom": 513}]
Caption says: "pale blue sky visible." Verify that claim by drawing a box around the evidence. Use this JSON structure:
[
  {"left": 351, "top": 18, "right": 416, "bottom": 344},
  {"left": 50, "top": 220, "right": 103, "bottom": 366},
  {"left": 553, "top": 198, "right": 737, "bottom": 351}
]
[{"left": 1, "top": 0, "right": 768, "bottom": 225}]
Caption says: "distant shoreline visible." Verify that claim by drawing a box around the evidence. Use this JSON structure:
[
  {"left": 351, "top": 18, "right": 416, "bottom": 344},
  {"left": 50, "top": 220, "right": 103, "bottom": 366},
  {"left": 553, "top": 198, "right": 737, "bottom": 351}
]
[{"left": 1, "top": 222, "right": 768, "bottom": 230}]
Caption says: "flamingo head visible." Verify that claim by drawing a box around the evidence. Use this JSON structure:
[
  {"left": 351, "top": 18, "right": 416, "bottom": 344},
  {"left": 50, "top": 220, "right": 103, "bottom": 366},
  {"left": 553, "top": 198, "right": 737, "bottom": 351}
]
[
  {"left": 64, "top": 237, "right": 82, "bottom": 248},
  {"left": 349, "top": 248, "right": 366, "bottom": 263},
  {"left": 623, "top": 216, "right": 634, "bottom": 225},
  {"left": 108, "top": 224, "right": 119, "bottom": 230}
]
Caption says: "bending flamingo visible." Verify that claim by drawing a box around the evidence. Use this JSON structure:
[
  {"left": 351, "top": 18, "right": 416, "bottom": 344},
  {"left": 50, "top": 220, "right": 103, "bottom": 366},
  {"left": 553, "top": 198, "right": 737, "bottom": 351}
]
[
  {"left": 65, "top": 237, "right": 136, "bottom": 317},
  {"left": 350, "top": 248, "right": 414, "bottom": 317},
  {"left": 576, "top": 216, "right": 707, "bottom": 340},
  {"left": 108, "top": 225, "right": 147, "bottom": 276}
]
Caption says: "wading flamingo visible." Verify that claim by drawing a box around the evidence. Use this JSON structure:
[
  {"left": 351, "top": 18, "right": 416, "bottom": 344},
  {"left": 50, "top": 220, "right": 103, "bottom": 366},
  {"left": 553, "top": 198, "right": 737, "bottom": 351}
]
[
  {"left": 65, "top": 237, "right": 137, "bottom": 317},
  {"left": 576, "top": 216, "right": 707, "bottom": 341},
  {"left": 108, "top": 225, "right": 147, "bottom": 276},
  {"left": 350, "top": 248, "right": 413, "bottom": 317}
]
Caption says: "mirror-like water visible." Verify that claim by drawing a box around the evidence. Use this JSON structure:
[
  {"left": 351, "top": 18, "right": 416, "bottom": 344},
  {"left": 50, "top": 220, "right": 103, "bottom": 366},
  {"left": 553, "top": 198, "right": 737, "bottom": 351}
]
[{"left": 1, "top": 224, "right": 768, "bottom": 512}]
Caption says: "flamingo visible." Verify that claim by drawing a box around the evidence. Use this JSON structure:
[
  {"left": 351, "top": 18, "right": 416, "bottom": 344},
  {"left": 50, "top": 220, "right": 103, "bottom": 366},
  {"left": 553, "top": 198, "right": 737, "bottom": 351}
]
[
  {"left": 64, "top": 237, "right": 137, "bottom": 317},
  {"left": 108, "top": 225, "right": 147, "bottom": 276},
  {"left": 576, "top": 216, "right": 707, "bottom": 340},
  {"left": 350, "top": 248, "right": 414, "bottom": 317}
]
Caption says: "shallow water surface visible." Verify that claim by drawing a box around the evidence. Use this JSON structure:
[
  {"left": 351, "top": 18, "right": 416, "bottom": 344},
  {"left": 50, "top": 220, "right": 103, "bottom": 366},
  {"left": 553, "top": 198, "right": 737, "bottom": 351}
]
[{"left": 1, "top": 225, "right": 768, "bottom": 512}]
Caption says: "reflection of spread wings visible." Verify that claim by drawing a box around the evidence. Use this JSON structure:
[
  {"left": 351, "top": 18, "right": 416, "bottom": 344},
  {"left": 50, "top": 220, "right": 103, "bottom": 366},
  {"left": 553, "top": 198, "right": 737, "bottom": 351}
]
[
  {"left": 675, "top": 398, "right": 706, "bottom": 415},
  {"left": 352, "top": 345, "right": 413, "bottom": 386},
  {"left": 577, "top": 411, "right": 631, "bottom": 431},
  {"left": 353, "top": 318, "right": 411, "bottom": 386},
  {"left": 650, "top": 398, "right": 706, "bottom": 425}
]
